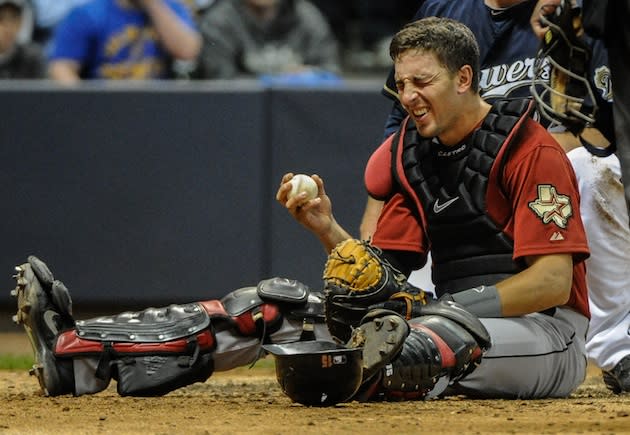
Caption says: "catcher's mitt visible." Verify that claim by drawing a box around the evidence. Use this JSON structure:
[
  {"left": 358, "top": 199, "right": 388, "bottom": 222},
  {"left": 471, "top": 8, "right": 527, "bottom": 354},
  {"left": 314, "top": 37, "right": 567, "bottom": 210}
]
[{"left": 322, "top": 239, "right": 428, "bottom": 341}]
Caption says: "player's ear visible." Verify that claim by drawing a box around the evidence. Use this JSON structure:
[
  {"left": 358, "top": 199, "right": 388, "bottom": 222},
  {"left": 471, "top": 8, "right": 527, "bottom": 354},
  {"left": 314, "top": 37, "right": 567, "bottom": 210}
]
[{"left": 456, "top": 65, "right": 474, "bottom": 93}]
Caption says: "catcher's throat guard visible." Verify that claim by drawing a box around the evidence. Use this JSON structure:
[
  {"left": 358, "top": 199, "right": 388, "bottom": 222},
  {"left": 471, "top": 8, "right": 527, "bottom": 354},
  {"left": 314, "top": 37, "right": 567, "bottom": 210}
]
[{"left": 530, "top": 0, "right": 598, "bottom": 135}]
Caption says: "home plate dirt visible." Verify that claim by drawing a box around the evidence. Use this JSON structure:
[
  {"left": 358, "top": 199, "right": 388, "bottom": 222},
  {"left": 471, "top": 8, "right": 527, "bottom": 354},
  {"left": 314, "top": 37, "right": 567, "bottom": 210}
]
[{"left": 1, "top": 332, "right": 629, "bottom": 434}]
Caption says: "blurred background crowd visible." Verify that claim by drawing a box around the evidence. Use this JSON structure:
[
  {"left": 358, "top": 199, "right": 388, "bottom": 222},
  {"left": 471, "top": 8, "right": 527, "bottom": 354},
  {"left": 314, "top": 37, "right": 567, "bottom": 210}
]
[{"left": 0, "top": 0, "right": 419, "bottom": 82}]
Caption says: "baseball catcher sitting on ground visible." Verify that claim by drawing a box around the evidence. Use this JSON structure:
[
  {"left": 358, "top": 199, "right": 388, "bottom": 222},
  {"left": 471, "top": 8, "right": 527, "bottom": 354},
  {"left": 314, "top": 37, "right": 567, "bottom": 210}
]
[
  {"left": 12, "top": 243, "right": 488, "bottom": 402},
  {"left": 278, "top": 16, "right": 591, "bottom": 401}
]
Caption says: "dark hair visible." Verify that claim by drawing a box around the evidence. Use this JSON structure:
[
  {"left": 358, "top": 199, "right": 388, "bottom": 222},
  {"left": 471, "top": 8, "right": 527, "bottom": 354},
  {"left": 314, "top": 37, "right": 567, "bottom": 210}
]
[{"left": 389, "top": 17, "right": 481, "bottom": 93}]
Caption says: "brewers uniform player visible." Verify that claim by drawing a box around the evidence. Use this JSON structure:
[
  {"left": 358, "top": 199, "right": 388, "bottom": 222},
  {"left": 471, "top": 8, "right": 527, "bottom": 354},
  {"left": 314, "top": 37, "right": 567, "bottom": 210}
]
[{"left": 530, "top": 0, "right": 630, "bottom": 394}]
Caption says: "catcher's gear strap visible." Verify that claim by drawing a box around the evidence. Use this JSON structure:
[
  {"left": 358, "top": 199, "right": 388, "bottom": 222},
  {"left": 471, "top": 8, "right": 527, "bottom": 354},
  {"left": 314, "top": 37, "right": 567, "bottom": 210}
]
[
  {"left": 115, "top": 352, "right": 214, "bottom": 397},
  {"left": 55, "top": 329, "right": 216, "bottom": 357},
  {"left": 219, "top": 279, "right": 324, "bottom": 360},
  {"left": 73, "top": 303, "right": 210, "bottom": 343},
  {"left": 418, "top": 299, "right": 492, "bottom": 351},
  {"left": 579, "top": 135, "right": 616, "bottom": 157},
  {"left": 56, "top": 328, "right": 216, "bottom": 394},
  {"left": 219, "top": 286, "right": 282, "bottom": 337},
  {"left": 220, "top": 279, "right": 323, "bottom": 338},
  {"left": 379, "top": 285, "right": 429, "bottom": 320},
  {"left": 222, "top": 277, "right": 310, "bottom": 317}
]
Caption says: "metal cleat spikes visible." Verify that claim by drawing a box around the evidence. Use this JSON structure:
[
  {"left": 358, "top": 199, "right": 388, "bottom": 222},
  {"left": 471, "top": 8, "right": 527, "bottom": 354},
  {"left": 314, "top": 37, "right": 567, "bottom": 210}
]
[
  {"left": 10, "top": 288, "right": 18, "bottom": 297},
  {"left": 350, "top": 312, "right": 410, "bottom": 385},
  {"left": 387, "top": 317, "right": 399, "bottom": 330},
  {"left": 12, "top": 267, "right": 24, "bottom": 280},
  {"left": 374, "top": 318, "right": 384, "bottom": 330}
]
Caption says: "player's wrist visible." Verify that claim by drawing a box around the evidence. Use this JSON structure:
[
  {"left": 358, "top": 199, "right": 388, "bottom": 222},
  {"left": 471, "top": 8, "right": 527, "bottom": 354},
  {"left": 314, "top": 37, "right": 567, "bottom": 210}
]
[{"left": 450, "top": 285, "right": 502, "bottom": 318}]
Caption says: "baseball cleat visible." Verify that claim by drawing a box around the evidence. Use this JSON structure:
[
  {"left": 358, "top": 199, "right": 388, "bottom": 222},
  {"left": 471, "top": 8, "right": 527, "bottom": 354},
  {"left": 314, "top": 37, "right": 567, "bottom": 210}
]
[
  {"left": 602, "top": 354, "right": 630, "bottom": 394},
  {"left": 346, "top": 309, "right": 409, "bottom": 384},
  {"left": 12, "top": 256, "right": 75, "bottom": 396}
]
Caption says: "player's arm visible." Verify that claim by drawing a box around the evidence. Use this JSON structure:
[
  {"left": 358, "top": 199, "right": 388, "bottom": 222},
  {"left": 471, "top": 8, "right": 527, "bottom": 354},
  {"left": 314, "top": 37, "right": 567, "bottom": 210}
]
[
  {"left": 495, "top": 253, "right": 573, "bottom": 316},
  {"left": 136, "top": 0, "right": 201, "bottom": 60},
  {"left": 360, "top": 134, "right": 397, "bottom": 240},
  {"left": 48, "top": 60, "right": 81, "bottom": 83},
  {"left": 359, "top": 197, "right": 384, "bottom": 240}
]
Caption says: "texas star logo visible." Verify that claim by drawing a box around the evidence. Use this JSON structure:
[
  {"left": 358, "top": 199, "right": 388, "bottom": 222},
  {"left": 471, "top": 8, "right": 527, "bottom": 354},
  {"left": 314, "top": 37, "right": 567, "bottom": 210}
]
[{"left": 528, "top": 185, "right": 573, "bottom": 228}]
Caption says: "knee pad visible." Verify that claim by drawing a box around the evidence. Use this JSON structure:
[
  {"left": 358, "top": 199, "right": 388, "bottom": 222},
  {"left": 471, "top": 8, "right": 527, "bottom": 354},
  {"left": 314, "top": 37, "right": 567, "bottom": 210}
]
[
  {"left": 355, "top": 301, "right": 490, "bottom": 401},
  {"left": 219, "top": 277, "right": 326, "bottom": 342},
  {"left": 380, "top": 314, "right": 484, "bottom": 399}
]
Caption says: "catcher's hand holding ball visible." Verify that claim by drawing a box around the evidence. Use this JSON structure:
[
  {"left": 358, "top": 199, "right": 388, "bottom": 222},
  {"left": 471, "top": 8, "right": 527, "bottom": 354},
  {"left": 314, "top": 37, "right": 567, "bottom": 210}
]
[
  {"left": 277, "top": 172, "right": 337, "bottom": 237},
  {"left": 277, "top": 173, "right": 321, "bottom": 209},
  {"left": 288, "top": 174, "right": 318, "bottom": 202}
]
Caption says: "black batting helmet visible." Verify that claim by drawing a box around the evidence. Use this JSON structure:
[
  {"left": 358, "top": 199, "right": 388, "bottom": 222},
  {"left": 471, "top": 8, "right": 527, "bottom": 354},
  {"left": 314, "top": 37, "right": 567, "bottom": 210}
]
[{"left": 263, "top": 341, "right": 363, "bottom": 407}]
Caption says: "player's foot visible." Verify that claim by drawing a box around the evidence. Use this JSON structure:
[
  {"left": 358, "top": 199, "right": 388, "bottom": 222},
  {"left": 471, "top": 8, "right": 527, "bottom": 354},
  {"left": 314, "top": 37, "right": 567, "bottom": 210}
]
[
  {"left": 346, "top": 309, "right": 409, "bottom": 386},
  {"left": 12, "top": 256, "right": 75, "bottom": 396},
  {"left": 602, "top": 354, "right": 630, "bottom": 394}
]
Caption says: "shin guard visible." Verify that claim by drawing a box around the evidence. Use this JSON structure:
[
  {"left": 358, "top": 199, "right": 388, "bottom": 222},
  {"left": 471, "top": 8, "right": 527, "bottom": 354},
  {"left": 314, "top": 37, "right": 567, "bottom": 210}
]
[
  {"left": 351, "top": 300, "right": 491, "bottom": 401},
  {"left": 55, "top": 303, "right": 217, "bottom": 396}
]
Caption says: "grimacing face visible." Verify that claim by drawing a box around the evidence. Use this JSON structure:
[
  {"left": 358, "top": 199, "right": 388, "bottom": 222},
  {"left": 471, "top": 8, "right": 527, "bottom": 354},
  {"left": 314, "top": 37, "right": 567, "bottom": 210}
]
[{"left": 395, "top": 49, "right": 466, "bottom": 146}]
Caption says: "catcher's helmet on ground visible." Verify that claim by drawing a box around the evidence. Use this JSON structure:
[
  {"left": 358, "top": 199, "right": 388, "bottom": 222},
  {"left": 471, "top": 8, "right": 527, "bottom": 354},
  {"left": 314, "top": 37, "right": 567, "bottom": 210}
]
[
  {"left": 530, "top": 0, "right": 597, "bottom": 135},
  {"left": 263, "top": 341, "right": 363, "bottom": 407}
]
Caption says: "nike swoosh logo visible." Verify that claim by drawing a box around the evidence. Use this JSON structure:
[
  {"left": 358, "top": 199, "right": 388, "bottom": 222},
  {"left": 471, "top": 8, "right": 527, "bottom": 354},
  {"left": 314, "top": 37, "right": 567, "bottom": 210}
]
[
  {"left": 433, "top": 197, "right": 460, "bottom": 214},
  {"left": 43, "top": 310, "right": 59, "bottom": 335}
]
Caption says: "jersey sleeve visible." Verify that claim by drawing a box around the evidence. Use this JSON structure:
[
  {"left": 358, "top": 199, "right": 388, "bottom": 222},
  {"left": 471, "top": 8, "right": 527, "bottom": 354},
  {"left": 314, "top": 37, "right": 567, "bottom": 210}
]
[
  {"left": 47, "top": 7, "right": 96, "bottom": 62},
  {"left": 371, "top": 192, "right": 429, "bottom": 267},
  {"left": 503, "top": 123, "right": 590, "bottom": 262},
  {"left": 364, "top": 135, "right": 395, "bottom": 200}
]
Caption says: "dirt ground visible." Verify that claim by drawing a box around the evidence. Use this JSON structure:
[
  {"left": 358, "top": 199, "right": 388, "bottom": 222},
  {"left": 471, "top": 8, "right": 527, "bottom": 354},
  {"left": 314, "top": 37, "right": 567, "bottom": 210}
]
[{"left": 1, "top": 332, "right": 630, "bottom": 435}]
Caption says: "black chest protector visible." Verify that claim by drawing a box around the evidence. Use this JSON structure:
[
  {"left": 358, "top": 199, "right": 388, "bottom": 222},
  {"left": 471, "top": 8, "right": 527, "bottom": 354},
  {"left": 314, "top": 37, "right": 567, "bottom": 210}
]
[{"left": 392, "top": 99, "right": 533, "bottom": 296}]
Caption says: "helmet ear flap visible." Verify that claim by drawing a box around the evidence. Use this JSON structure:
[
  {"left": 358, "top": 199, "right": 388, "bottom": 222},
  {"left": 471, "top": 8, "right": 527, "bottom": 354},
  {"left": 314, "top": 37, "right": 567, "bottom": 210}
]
[{"left": 530, "top": 0, "right": 598, "bottom": 135}]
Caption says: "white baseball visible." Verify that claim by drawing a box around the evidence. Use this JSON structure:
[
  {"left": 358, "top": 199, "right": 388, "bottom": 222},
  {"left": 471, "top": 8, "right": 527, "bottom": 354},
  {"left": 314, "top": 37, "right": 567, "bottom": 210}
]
[{"left": 288, "top": 174, "right": 318, "bottom": 201}]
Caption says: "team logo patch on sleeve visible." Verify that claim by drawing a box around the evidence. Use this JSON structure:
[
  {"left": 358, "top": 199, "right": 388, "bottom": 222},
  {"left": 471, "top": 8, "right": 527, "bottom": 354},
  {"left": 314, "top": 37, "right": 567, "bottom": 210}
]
[{"left": 528, "top": 184, "right": 573, "bottom": 228}]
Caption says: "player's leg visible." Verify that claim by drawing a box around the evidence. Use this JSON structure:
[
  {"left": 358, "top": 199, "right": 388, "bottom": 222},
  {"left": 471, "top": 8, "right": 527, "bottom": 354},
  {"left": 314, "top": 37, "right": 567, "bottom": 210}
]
[
  {"left": 568, "top": 147, "right": 630, "bottom": 393},
  {"left": 347, "top": 300, "right": 491, "bottom": 400},
  {"left": 346, "top": 303, "right": 588, "bottom": 400},
  {"left": 454, "top": 307, "right": 589, "bottom": 398},
  {"left": 12, "top": 256, "right": 330, "bottom": 396}
]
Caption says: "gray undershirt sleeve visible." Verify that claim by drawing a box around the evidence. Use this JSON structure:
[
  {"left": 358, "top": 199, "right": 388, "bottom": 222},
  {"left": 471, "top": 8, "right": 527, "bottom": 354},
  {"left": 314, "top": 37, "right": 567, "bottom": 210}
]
[{"left": 450, "top": 285, "right": 503, "bottom": 318}]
